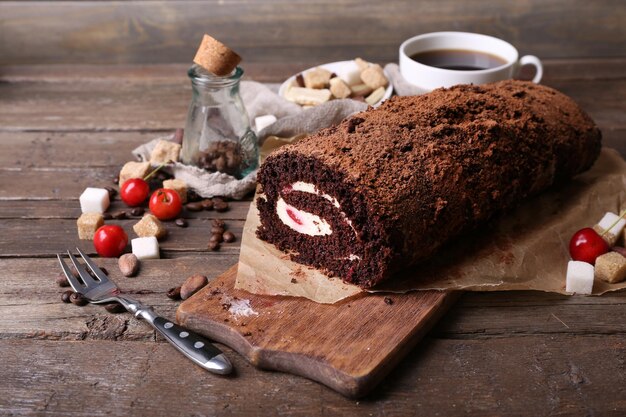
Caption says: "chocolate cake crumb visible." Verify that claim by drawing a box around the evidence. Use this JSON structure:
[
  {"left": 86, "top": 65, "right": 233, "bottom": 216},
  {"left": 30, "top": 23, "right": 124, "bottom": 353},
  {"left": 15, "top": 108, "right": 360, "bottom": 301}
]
[
  {"left": 256, "top": 80, "right": 601, "bottom": 288},
  {"left": 384, "top": 297, "right": 393, "bottom": 305}
]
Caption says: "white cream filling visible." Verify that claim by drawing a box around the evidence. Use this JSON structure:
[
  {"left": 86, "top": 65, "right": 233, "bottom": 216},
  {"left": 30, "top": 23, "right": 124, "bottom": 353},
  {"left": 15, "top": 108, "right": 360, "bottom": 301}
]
[
  {"left": 276, "top": 197, "right": 332, "bottom": 236},
  {"left": 291, "top": 181, "right": 341, "bottom": 209}
]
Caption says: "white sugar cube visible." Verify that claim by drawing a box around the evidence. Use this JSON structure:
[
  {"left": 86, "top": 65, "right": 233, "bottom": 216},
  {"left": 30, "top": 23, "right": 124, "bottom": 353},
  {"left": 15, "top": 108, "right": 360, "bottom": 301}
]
[
  {"left": 597, "top": 212, "right": 626, "bottom": 236},
  {"left": 335, "top": 62, "right": 362, "bottom": 86},
  {"left": 79, "top": 187, "right": 110, "bottom": 214},
  {"left": 131, "top": 237, "right": 160, "bottom": 260},
  {"left": 566, "top": 260, "right": 594, "bottom": 295},
  {"left": 254, "top": 115, "right": 277, "bottom": 132}
]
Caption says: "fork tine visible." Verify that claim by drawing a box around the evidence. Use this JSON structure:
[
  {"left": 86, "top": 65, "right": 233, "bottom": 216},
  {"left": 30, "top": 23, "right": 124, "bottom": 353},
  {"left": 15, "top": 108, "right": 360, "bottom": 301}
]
[
  {"left": 57, "top": 254, "right": 85, "bottom": 293},
  {"left": 75, "top": 247, "right": 111, "bottom": 284},
  {"left": 66, "top": 250, "right": 98, "bottom": 287}
]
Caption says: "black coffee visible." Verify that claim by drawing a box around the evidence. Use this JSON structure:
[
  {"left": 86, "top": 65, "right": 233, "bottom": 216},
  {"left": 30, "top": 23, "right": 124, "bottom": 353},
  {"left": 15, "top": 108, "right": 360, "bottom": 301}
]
[{"left": 409, "top": 49, "right": 507, "bottom": 71}]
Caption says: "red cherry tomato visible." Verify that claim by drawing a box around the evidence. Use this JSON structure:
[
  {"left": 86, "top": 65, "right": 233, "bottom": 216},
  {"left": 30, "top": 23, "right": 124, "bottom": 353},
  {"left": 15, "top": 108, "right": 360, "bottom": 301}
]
[
  {"left": 120, "top": 178, "right": 150, "bottom": 207},
  {"left": 93, "top": 225, "right": 128, "bottom": 258},
  {"left": 149, "top": 188, "right": 182, "bottom": 220},
  {"left": 569, "top": 227, "right": 609, "bottom": 265}
]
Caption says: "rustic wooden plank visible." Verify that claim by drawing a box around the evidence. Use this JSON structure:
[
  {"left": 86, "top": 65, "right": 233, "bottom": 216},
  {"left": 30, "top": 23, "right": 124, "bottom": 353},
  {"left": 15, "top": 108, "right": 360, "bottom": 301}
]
[
  {"left": 2, "top": 335, "right": 625, "bottom": 415},
  {"left": 2, "top": 58, "right": 625, "bottom": 84},
  {"left": 0, "top": 199, "right": 251, "bottom": 220},
  {"left": 2, "top": 257, "right": 626, "bottom": 344},
  {"left": 0, "top": 131, "right": 160, "bottom": 168},
  {"left": 0, "top": 75, "right": 623, "bottom": 132},
  {"left": 0, "top": 218, "right": 244, "bottom": 257},
  {"left": 0, "top": 256, "right": 236, "bottom": 341},
  {"left": 1, "top": 1, "right": 625, "bottom": 66}
]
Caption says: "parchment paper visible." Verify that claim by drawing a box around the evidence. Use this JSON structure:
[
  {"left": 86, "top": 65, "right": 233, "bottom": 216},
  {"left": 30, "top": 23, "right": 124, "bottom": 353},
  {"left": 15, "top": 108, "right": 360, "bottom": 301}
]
[{"left": 235, "top": 148, "right": 626, "bottom": 303}]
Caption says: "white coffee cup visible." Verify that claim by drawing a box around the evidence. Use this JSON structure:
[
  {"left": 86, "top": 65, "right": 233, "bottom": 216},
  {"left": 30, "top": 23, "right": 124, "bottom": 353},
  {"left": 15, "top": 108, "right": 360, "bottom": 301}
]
[{"left": 399, "top": 31, "right": 543, "bottom": 92}]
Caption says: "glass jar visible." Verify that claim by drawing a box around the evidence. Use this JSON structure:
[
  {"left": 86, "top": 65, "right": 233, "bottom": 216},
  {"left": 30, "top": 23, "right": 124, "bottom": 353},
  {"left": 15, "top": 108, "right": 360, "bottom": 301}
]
[{"left": 180, "top": 64, "right": 258, "bottom": 178}]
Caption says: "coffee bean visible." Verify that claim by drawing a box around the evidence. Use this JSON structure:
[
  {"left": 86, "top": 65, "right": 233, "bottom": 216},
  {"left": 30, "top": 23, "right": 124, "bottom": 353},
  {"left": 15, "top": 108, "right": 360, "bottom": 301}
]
[
  {"left": 180, "top": 274, "right": 209, "bottom": 300},
  {"left": 211, "top": 226, "right": 225, "bottom": 235},
  {"left": 112, "top": 211, "right": 127, "bottom": 220},
  {"left": 56, "top": 273, "right": 70, "bottom": 287},
  {"left": 201, "top": 199, "right": 214, "bottom": 210},
  {"left": 175, "top": 218, "right": 188, "bottom": 228},
  {"left": 104, "top": 303, "right": 126, "bottom": 314},
  {"left": 70, "top": 292, "right": 88, "bottom": 306},
  {"left": 295, "top": 73, "right": 305, "bottom": 87},
  {"left": 104, "top": 186, "right": 118, "bottom": 199},
  {"left": 212, "top": 219, "right": 225, "bottom": 228},
  {"left": 70, "top": 266, "right": 80, "bottom": 278},
  {"left": 167, "top": 286, "right": 182, "bottom": 300},
  {"left": 208, "top": 241, "right": 221, "bottom": 251},
  {"left": 186, "top": 202, "right": 204, "bottom": 212},
  {"left": 103, "top": 212, "right": 113, "bottom": 220},
  {"left": 223, "top": 231, "right": 236, "bottom": 243},
  {"left": 130, "top": 207, "right": 145, "bottom": 217},
  {"left": 214, "top": 201, "right": 229, "bottom": 212},
  {"left": 61, "top": 290, "right": 73, "bottom": 303},
  {"left": 187, "top": 190, "right": 202, "bottom": 202},
  {"left": 210, "top": 233, "right": 223, "bottom": 243},
  {"left": 99, "top": 267, "right": 109, "bottom": 276}
]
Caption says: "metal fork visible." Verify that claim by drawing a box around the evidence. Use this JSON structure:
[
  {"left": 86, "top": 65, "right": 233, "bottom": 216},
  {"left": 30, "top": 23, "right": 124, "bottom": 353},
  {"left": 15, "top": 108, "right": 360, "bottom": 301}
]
[{"left": 57, "top": 248, "right": 232, "bottom": 375}]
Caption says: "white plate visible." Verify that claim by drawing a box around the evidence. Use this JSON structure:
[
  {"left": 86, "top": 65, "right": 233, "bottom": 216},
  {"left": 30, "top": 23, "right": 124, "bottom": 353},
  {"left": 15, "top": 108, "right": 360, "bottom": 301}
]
[{"left": 278, "top": 60, "right": 394, "bottom": 108}]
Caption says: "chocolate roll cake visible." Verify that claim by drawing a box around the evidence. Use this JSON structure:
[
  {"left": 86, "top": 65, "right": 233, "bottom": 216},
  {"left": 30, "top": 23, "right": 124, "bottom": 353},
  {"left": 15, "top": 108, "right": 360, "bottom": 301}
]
[{"left": 256, "top": 80, "right": 601, "bottom": 288}]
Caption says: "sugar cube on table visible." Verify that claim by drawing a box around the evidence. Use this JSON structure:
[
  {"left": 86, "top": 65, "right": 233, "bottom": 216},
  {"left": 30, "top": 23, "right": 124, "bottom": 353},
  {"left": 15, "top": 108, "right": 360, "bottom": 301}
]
[
  {"left": 76, "top": 213, "right": 104, "bottom": 240},
  {"left": 131, "top": 237, "right": 160, "bottom": 260},
  {"left": 254, "top": 115, "right": 277, "bottom": 133},
  {"left": 133, "top": 214, "right": 168, "bottom": 239},
  {"left": 566, "top": 260, "right": 595, "bottom": 295},
  {"left": 593, "top": 212, "right": 626, "bottom": 246},
  {"left": 79, "top": 187, "right": 110, "bottom": 214}
]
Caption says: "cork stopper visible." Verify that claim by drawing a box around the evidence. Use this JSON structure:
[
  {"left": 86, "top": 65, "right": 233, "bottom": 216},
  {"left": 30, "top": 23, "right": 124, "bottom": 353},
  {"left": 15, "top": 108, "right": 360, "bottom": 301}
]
[{"left": 193, "top": 34, "right": 242, "bottom": 77}]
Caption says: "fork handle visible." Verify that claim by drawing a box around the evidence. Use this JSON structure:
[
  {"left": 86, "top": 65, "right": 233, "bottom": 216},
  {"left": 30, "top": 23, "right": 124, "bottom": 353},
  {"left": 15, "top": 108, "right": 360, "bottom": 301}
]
[
  {"left": 119, "top": 297, "right": 232, "bottom": 375},
  {"left": 150, "top": 316, "right": 232, "bottom": 375}
]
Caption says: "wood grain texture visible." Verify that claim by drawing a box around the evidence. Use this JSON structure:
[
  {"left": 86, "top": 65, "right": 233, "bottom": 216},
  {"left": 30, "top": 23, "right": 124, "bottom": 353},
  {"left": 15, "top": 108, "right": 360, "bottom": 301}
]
[
  {"left": 0, "top": 61, "right": 625, "bottom": 413},
  {"left": 2, "top": 335, "right": 626, "bottom": 415},
  {"left": 177, "top": 265, "right": 458, "bottom": 398},
  {"left": 1, "top": 0, "right": 625, "bottom": 65}
]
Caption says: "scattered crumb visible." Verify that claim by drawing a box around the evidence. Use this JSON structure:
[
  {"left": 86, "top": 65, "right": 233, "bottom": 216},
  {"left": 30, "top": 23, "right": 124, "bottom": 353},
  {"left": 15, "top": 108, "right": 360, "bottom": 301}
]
[
  {"left": 221, "top": 302, "right": 232, "bottom": 310},
  {"left": 243, "top": 331, "right": 252, "bottom": 337},
  {"left": 384, "top": 297, "right": 394, "bottom": 305},
  {"left": 290, "top": 278, "right": 298, "bottom": 284}
]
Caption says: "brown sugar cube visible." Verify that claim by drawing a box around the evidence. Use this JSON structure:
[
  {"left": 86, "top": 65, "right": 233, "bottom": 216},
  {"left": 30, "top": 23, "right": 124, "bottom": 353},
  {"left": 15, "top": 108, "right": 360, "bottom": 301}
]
[
  {"left": 119, "top": 161, "right": 151, "bottom": 186},
  {"left": 303, "top": 67, "right": 332, "bottom": 89},
  {"left": 284, "top": 86, "right": 332, "bottom": 106},
  {"left": 193, "top": 34, "right": 242, "bottom": 77},
  {"left": 593, "top": 225, "right": 619, "bottom": 247},
  {"left": 329, "top": 77, "right": 352, "bottom": 99},
  {"left": 365, "top": 86, "right": 386, "bottom": 106},
  {"left": 77, "top": 213, "right": 104, "bottom": 240},
  {"left": 595, "top": 251, "right": 626, "bottom": 283},
  {"left": 150, "top": 140, "right": 181, "bottom": 165},
  {"left": 163, "top": 178, "right": 188, "bottom": 204},
  {"left": 133, "top": 214, "right": 168, "bottom": 239},
  {"left": 354, "top": 57, "right": 370, "bottom": 71},
  {"left": 350, "top": 83, "right": 373, "bottom": 97},
  {"left": 360, "top": 64, "right": 388, "bottom": 90}
]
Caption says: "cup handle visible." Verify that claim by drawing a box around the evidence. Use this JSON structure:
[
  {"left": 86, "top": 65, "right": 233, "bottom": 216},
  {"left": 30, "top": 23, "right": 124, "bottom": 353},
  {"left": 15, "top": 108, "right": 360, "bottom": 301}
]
[{"left": 518, "top": 55, "right": 543, "bottom": 83}]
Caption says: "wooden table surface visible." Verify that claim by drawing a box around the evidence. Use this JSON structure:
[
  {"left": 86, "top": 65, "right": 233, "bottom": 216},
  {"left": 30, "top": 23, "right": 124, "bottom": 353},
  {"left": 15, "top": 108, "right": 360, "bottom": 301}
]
[{"left": 1, "top": 59, "right": 625, "bottom": 416}]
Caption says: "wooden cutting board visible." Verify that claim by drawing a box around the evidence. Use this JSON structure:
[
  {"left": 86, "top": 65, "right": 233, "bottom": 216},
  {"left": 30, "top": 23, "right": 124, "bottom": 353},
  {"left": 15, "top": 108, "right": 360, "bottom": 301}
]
[{"left": 177, "top": 265, "right": 458, "bottom": 398}]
